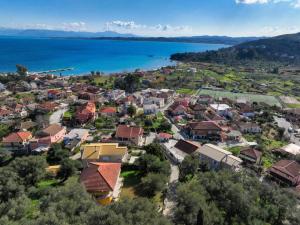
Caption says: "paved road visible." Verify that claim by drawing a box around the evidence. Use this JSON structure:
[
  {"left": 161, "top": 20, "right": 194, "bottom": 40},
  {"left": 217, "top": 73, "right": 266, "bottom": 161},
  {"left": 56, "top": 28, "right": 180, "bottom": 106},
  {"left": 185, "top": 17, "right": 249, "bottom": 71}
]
[{"left": 49, "top": 103, "right": 68, "bottom": 125}]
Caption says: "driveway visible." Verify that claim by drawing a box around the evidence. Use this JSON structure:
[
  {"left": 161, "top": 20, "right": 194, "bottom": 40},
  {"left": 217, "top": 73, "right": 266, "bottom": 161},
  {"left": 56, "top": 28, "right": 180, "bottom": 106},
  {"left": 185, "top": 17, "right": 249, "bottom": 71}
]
[
  {"left": 49, "top": 103, "right": 68, "bottom": 125},
  {"left": 145, "top": 132, "right": 156, "bottom": 145}
]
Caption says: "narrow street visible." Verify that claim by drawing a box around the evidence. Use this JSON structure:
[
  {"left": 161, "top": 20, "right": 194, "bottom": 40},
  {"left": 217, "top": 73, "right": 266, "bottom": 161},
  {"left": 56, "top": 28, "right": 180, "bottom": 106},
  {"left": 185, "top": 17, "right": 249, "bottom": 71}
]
[
  {"left": 49, "top": 103, "right": 69, "bottom": 125},
  {"left": 163, "top": 156, "right": 180, "bottom": 217}
]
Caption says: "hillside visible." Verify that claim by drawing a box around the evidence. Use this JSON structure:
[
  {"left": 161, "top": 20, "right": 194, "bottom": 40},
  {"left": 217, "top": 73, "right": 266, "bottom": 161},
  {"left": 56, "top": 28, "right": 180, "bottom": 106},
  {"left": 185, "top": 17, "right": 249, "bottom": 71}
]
[
  {"left": 0, "top": 28, "right": 136, "bottom": 38},
  {"left": 171, "top": 32, "right": 300, "bottom": 66},
  {"left": 92, "top": 36, "right": 261, "bottom": 45}
]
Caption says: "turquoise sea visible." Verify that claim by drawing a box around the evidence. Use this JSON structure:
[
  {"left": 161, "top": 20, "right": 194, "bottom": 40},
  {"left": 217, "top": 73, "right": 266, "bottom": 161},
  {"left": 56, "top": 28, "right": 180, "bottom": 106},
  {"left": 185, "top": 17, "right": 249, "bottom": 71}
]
[{"left": 0, "top": 36, "right": 226, "bottom": 75}]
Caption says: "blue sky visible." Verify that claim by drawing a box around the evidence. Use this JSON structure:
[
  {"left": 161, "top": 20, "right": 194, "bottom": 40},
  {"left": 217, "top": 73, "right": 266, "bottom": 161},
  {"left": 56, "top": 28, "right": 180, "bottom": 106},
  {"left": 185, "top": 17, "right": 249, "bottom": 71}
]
[{"left": 0, "top": 0, "right": 300, "bottom": 36}]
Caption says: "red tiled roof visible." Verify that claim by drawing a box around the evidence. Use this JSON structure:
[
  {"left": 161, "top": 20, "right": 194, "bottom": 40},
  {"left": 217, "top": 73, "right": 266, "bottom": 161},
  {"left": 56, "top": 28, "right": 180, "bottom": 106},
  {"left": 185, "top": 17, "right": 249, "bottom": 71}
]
[
  {"left": 158, "top": 133, "right": 173, "bottom": 139},
  {"left": 80, "top": 162, "right": 121, "bottom": 192},
  {"left": 270, "top": 160, "right": 300, "bottom": 185},
  {"left": 174, "top": 139, "right": 200, "bottom": 154},
  {"left": 101, "top": 107, "right": 116, "bottom": 114},
  {"left": 3, "top": 132, "right": 32, "bottom": 143},
  {"left": 188, "top": 121, "right": 223, "bottom": 131},
  {"left": 116, "top": 125, "right": 143, "bottom": 139},
  {"left": 42, "top": 124, "right": 64, "bottom": 136},
  {"left": 240, "top": 148, "right": 262, "bottom": 160}
]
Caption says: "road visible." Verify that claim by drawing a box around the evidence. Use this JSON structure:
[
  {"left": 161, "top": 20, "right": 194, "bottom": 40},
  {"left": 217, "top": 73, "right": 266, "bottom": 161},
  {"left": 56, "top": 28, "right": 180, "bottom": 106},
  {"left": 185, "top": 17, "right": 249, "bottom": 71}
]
[
  {"left": 274, "top": 116, "right": 300, "bottom": 145},
  {"left": 49, "top": 103, "right": 68, "bottom": 125},
  {"left": 163, "top": 160, "right": 179, "bottom": 217}
]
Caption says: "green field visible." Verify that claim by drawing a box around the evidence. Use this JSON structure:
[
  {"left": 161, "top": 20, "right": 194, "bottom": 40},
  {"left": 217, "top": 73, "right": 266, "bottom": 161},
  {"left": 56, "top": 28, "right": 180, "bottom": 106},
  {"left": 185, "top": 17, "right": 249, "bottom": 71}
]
[{"left": 198, "top": 89, "right": 282, "bottom": 107}]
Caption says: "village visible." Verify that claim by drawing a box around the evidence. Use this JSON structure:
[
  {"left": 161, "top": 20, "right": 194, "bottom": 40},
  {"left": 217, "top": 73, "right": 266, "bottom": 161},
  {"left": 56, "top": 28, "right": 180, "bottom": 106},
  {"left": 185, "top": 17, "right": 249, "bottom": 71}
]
[{"left": 0, "top": 64, "right": 300, "bottom": 217}]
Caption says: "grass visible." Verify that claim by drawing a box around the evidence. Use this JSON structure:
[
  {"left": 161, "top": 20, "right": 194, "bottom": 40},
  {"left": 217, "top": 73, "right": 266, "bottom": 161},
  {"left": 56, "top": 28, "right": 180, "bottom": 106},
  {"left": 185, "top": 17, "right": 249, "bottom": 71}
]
[
  {"left": 286, "top": 103, "right": 300, "bottom": 108},
  {"left": 120, "top": 170, "right": 142, "bottom": 199},
  {"left": 226, "top": 146, "right": 242, "bottom": 156},
  {"left": 176, "top": 88, "right": 196, "bottom": 95},
  {"left": 63, "top": 111, "right": 73, "bottom": 118},
  {"left": 37, "top": 179, "right": 58, "bottom": 189},
  {"left": 198, "top": 89, "right": 282, "bottom": 107}
]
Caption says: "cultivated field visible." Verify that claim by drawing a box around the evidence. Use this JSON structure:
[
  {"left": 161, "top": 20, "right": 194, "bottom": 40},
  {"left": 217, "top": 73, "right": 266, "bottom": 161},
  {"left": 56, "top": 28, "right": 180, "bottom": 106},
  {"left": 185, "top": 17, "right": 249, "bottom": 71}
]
[{"left": 198, "top": 89, "right": 282, "bottom": 107}]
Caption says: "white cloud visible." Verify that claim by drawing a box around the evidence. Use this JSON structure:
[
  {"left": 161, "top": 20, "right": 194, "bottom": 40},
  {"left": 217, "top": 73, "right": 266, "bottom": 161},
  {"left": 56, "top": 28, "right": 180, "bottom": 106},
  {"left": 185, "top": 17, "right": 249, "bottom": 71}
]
[
  {"left": 236, "top": 0, "right": 269, "bottom": 4},
  {"left": 236, "top": 0, "right": 300, "bottom": 8},
  {"left": 8, "top": 22, "right": 87, "bottom": 31},
  {"left": 105, "top": 20, "right": 192, "bottom": 36}
]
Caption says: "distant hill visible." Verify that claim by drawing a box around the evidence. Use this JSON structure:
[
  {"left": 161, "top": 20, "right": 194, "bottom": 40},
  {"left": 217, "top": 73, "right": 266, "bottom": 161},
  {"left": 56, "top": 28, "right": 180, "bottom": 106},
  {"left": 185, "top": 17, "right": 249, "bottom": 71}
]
[
  {"left": 92, "top": 36, "right": 261, "bottom": 45},
  {"left": 0, "top": 28, "right": 136, "bottom": 38},
  {"left": 171, "top": 33, "right": 300, "bottom": 66}
]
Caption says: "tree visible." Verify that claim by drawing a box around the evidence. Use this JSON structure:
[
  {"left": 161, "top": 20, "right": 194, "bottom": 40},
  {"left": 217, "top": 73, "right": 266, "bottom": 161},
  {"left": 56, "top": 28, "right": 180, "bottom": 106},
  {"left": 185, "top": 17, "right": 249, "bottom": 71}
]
[
  {"left": 144, "top": 143, "right": 165, "bottom": 160},
  {"left": 158, "top": 120, "right": 172, "bottom": 132},
  {"left": 47, "top": 143, "right": 70, "bottom": 165},
  {"left": 137, "top": 154, "right": 170, "bottom": 176},
  {"left": 16, "top": 64, "right": 28, "bottom": 76},
  {"left": 108, "top": 198, "right": 171, "bottom": 225},
  {"left": 57, "top": 159, "right": 81, "bottom": 182},
  {"left": 0, "top": 169, "right": 24, "bottom": 202},
  {"left": 10, "top": 156, "right": 48, "bottom": 186},
  {"left": 179, "top": 154, "right": 199, "bottom": 181},
  {"left": 0, "top": 124, "right": 10, "bottom": 139},
  {"left": 127, "top": 105, "right": 136, "bottom": 117},
  {"left": 140, "top": 173, "right": 168, "bottom": 197}
]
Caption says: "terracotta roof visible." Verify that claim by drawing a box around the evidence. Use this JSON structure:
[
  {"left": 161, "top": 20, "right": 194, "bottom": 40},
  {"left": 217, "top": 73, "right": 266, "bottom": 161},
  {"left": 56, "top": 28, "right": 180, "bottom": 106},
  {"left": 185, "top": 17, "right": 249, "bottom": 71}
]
[
  {"left": 80, "top": 162, "right": 121, "bottom": 192},
  {"left": 270, "top": 160, "right": 300, "bottom": 185},
  {"left": 240, "top": 148, "right": 262, "bottom": 160},
  {"left": 3, "top": 132, "right": 32, "bottom": 143},
  {"left": 101, "top": 107, "right": 117, "bottom": 114},
  {"left": 116, "top": 125, "right": 143, "bottom": 139},
  {"left": 158, "top": 133, "right": 173, "bottom": 139},
  {"left": 42, "top": 124, "right": 64, "bottom": 136},
  {"left": 188, "top": 121, "right": 223, "bottom": 131},
  {"left": 174, "top": 139, "right": 200, "bottom": 154}
]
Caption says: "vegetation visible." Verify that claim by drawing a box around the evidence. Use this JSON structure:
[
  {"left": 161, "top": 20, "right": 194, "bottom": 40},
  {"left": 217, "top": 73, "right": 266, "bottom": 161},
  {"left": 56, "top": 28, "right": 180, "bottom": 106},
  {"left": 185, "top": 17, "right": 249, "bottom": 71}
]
[
  {"left": 171, "top": 32, "right": 300, "bottom": 67},
  {"left": 175, "top": 170, "right": 300, "bottom": 225}
]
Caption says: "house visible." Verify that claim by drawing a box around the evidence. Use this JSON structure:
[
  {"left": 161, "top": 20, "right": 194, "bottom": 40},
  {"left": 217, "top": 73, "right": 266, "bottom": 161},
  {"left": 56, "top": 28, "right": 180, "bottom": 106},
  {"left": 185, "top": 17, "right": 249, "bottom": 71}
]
[
  {"left": 190, "top": 104, "right": 207, "bottom": 119},
  {"left": 37, "top": 102, "right": 59, "bottom": 113},
  {"left": 239, "top": 148, "right": 262, "bottom": 164},
  {"left": 143, "top": 104, "right": 158, "bottom": 115},
  {"left": 235, "top": 102, "right": 255, "bottom": 117},
  {"left": 226, "top": 130, "right": 242, "bottom": 143},
  {"left": 30, "top": 124, "right": 66, "bottom": 149},
  {"left": 168, "top": 102, "right": 187, "bottom": 116},
  {"left": 64, "top": 129, "right": 89, "bottom": 151},
  {"left": 197, "top": 95, "right": 213, "bottom": 104},
  {"left": 78, "top": 92, "right": 98, "bottom": 101},
  {"left": 237, "top": 122, "right": 262, "bottom": 134},
  {"left": 269, "top": 160, "right": 300, "bottom": 186},
  {"left": 80, "top": 162, "right": 121, "bottom": 205},
  {"left": 157, "top": 132, "right": 173, "bottom": 142},
  {"left": 81, "top": 143, "right": 128, "bottom": 166},
  {"left": 115, "top": 125, "right": 144, "bottom": 146},
  {"left": 48, "top": 89, "right": 64, "bottom": 100},
  {"left": 277, "top": 143, "right": 300, "bottom": 156},
  {"left": 107, "top": 89, "right": 126, "bottom": 101},
  {"left": 163, "top": 139, "right": 201, "bottom": 163},
  {"left": 2, "top": 132, "right": 32, "bottom": 151},
  {"left": 76, "top": 102, "right": 96, "bottom": 125},
  {"left": 186, "top": 121, "right": 225, "bottom": 142},
  {"left": 197, "top": 144, "right": 243, "bottom": 170},
  {"left": 18, "top": 120, "right": 38, "bottom": 131},
  {"left": 210, "top": 104, "right": 232, "bottom": 117},
  {"left": 144, "top": 97, "right": 165, "bottom": 108},
  {"left": 0, "top": 108, "right": 14, "bottom": 121},
  {"left": 100, "top": 107, "right": 117, "bottom": 117}
]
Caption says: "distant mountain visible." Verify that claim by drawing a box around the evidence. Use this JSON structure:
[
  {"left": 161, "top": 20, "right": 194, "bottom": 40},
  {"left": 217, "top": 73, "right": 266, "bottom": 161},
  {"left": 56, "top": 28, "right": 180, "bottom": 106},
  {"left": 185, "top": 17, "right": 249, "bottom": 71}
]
[
  {"left": 92, "top": 36, "right": 261, "bottom": 45},
  {"left": 171, "top": 33, "right": 300, "bottom": 66},
  {"left": 0, "top": 28, "right": 136, "bottom": 38}
]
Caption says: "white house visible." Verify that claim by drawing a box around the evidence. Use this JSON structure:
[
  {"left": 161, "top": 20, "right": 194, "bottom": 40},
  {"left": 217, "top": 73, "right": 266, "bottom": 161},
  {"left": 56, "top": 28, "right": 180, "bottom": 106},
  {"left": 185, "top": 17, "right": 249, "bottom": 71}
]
[
  {"left": 210, "top": 104, "right": 232, "bottom": 117},
  {"left": 143, "top": 104, "right": 159, "bottom": 115}
]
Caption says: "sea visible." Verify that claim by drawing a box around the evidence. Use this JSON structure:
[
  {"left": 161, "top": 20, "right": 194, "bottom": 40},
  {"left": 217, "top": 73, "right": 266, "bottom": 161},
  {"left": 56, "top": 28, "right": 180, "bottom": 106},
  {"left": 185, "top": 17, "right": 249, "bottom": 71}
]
[{"left": 0, "top": 36, "right": 226, "bottom": 75}]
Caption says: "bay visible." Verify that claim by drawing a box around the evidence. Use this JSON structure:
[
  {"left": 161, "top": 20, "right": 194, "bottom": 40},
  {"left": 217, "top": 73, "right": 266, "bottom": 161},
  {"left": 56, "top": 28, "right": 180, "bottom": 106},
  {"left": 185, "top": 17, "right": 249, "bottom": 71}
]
[{"left": 0, "top": 36, "right": 226, "bottom": 75}]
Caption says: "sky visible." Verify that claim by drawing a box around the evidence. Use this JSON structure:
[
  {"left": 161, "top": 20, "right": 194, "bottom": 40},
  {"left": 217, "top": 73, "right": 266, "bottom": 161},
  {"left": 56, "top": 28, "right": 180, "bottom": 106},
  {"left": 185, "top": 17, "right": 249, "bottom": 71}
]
[{"left": 0, "top": 0, "right": 300, "bottom": 37}]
